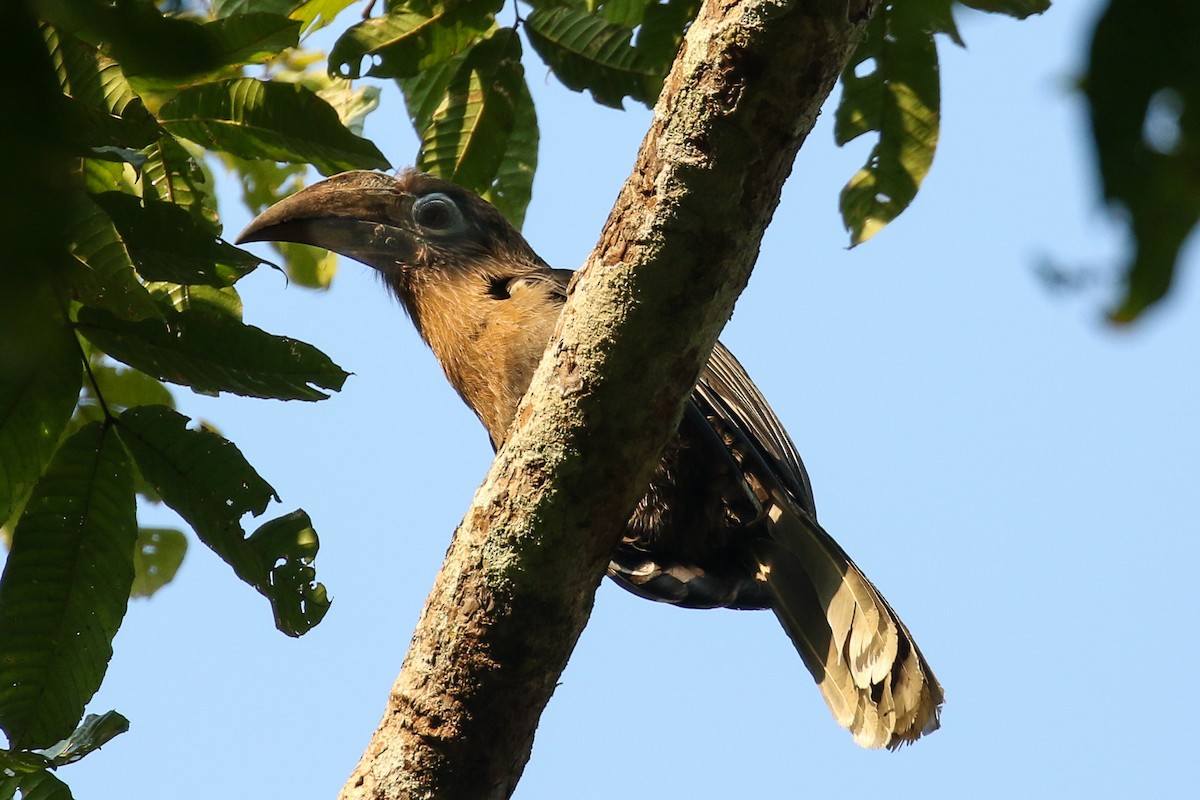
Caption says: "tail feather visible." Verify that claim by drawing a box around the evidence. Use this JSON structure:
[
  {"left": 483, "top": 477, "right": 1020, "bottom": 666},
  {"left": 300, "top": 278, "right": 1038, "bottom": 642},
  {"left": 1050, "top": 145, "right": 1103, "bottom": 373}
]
[
  {"left": 765, "top": 492, "right": 899, "bottom": 689},
  {"left": 748, "top": 540, "right": 860, "bottom": 731},
  {"left": 889, "top": 619, "right": 943, "bottom": 742},
  {"left": 753, "top": 494, "right": 943, "bottom": 749}
]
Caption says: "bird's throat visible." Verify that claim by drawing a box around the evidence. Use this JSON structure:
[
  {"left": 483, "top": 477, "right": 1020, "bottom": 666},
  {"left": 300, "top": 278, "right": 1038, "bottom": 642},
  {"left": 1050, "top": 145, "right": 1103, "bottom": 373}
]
[{"left": 397, "top": 266, "right": 559, "bottom": 448}]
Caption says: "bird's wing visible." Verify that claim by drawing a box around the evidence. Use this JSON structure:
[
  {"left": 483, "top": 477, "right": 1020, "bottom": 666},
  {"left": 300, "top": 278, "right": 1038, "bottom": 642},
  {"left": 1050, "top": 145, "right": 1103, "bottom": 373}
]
[
  {"left": 607, "top": 342, "right": 819, "bottom": 611},
  {"left": 694, "top": 342, "right": 943, "bottom": 748},
  {"left": 695, "top": 342, "right": 816, "bottom": 516}
]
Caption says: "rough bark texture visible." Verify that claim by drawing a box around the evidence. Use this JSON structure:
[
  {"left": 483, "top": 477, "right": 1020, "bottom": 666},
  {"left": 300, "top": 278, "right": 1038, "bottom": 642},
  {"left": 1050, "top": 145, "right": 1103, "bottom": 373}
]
[{"left": 339, "top": 1, "right": 876, "bottom": 797}]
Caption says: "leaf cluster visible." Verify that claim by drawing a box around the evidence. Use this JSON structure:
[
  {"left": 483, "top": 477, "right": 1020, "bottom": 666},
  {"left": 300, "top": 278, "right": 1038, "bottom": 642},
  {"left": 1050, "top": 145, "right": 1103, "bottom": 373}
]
[
  {"left": 329, "top": 0, "right": 1048, "bottom": 241},
  {"left": 1, "top": 0, "right": 389, "bottom": 791}
]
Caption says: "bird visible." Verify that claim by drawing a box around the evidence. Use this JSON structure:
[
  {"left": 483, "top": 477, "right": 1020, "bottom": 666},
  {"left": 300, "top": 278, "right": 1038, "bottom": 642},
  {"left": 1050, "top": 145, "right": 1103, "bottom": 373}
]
[{"left": 237, "top": 169, "right": 944, "bottom": 748}]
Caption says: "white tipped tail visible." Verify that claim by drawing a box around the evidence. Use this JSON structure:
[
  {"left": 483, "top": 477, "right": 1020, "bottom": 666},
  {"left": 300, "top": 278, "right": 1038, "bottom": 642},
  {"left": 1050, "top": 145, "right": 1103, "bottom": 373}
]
[{"left": 752, "top": 491, "right": 942, "bottom": 749}]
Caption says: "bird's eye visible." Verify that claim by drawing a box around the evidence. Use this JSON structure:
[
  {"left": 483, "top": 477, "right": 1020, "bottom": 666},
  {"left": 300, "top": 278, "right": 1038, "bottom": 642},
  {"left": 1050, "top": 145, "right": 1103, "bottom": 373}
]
[{"left": 412, "top": 193, "right": 463, "bottom": 232}]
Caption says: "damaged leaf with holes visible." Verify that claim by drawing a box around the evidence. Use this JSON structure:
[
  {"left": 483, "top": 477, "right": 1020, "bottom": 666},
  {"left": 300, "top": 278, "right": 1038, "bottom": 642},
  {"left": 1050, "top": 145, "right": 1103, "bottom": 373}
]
[
  {"left": 132, "top": 528, "right": 188, "bottom": 598},
  {"left": 835, "top": 1, "right": 941, "bottom": 245},
  {"left": 116, "top": 406, "right": 330, "bottom": 636}
]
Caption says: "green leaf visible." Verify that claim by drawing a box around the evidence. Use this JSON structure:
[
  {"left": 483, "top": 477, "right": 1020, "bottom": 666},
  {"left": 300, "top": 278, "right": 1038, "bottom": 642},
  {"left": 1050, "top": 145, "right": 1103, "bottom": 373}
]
[
  {"left": 46, "top": 2, "right": 293, "bottom": 84},
  {"left": 92, "top": 192, "right": 261, "bottom": 287},
  {"left": 0, "top": 748, "right": 50, "bottom": 777},
  {"left": 0, "top": 284, "right": 82, "bottom": 527},
  {"left": 635, "top": 0, "right": 700, "bottom": 73},
  {"left": 57, "top": 94, "right": 160, "bottom": 155},
  {"left": 64, "top": 193, "right": 162, "bottom": 322},
  {"left": 0, "top": 769, "right": 73, "bottom": 800},
  {"left": 245, "top": 510, "right": 329, "bottom": 635},
  {"left": 42, "top": 24, "right": 156, "bottom": 130},
  {"left": 215, "top": 0, "right": 302, "bottom": 17},
  {"left": 330, "top": 5, "right": 494, "bottom": 79},
  {"left": 480, "top": 75, "right": 539, "bottom": 228},
  {"left": 956, "top": 0, "right": 1050, "bottom": 19},
  {"left": 282, "top": 243, "right": 340, "bottom": 288},
  {"left": 41, "top": 711, "right": 130, "bottom": 767},
  {"left": 414, "top": 28, "right": 526, "bottom": 193},
  {"left": 130, "top": 528, "right": 188, "bottom": 598},
  {"left": 117, "top": 406, "right": 330, "bottom": 636},
  {"left": 525, "top": 6, "right": 660, "bottom": 108},
  {"left": 399, "top": 49, "right": 467, "bottom": 134},
  {"left": 835, "top": 2, "right": 941, "bottom": 245},
  {"left": 291, "top": 0, "right": 359, "bottom": 34},
  {"left": 0, "top": 423, "right": 136, "bottom": 750},
  {"left": 159, "top": 78, "right": 390, "bottom": 176},
  {"left": 86, "top": 12, "right": 302, "bottom": 91},
  {"left": 75, "top": 305, "right": 348, "bottom": 401},
  {"left": 218, "top": 153, "right": 306, "bottom": 216},
  {"left": 1087, "top": 0, "right": 1200, "bottom": 322},
  {"left": 84, "top": 363, "right": 175, "bottom": 413},
  {"left": 317, "top": 79, "right": 382, "bottom": 137},
  {"left": 6, "top": 9, "right": 83, "bottom": 338},
  {"left": 141, "top": 136, "right": 219, "bottom": 232},
  {"left": 78, "top": 156, "right": 139, "bottom": 197},
  {"left": 598, "top": 0, "right": 650, "bottom": 28},
  {"left": 145, "top": 283, "right": 244, "bottom": 320},
  {"left": 43, "top": 1, "right": 219, "bottom": 80},
  {"left": 77, "top": 363, "right": 174, "bottom": 510},
  {"left": 201, "top": 12, "right": 302, "bottom": 69},
  {"left": 907, "top": 0, "right": 964, "bottom": 47}
]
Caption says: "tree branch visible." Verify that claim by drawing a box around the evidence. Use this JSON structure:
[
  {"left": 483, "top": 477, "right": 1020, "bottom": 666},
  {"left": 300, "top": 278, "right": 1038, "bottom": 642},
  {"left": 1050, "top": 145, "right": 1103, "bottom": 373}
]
[{"left": 339, "top": 1, "right": 876, "bottom": 797}]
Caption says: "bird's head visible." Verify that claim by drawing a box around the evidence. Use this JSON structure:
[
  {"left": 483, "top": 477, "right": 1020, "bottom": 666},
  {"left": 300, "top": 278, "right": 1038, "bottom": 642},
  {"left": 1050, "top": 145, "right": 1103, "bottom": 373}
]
[
  {"left": 237, "top": 170, "right": 564, "bottom": 441},
  {"left": 236, "top": 169, "right": 544, "bottom": 286}
]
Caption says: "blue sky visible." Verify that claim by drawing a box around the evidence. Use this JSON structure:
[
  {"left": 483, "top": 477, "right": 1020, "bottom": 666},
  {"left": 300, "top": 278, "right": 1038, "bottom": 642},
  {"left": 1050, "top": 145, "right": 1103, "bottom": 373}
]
[{"left": 57, "top": 3, "right": 1200, "bottom": 798}]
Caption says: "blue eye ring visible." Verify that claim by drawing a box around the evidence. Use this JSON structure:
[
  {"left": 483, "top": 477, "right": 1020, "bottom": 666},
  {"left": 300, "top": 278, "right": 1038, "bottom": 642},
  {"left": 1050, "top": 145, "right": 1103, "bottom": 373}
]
[{"left": 412, "top": 192, "right": 464, "bottom": 233}]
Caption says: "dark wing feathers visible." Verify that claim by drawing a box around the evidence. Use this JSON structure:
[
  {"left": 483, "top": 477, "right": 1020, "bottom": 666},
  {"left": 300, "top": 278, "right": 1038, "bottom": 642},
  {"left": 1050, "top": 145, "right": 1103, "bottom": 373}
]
[
  {"left": 612, "top": 339, "right": 943, "bottom": 748},
  {"left": 697, "top": 342, "right": 816, "bottom": 515},
  {"left": 607, "top": 401, "right": 773, "bottom": 609}
]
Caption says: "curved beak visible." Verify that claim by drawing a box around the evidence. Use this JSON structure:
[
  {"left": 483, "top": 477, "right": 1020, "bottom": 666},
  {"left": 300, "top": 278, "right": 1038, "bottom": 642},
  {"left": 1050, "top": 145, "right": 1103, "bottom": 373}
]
[{"left": 236, "top": 170, "right": 416, "bottom": 270}]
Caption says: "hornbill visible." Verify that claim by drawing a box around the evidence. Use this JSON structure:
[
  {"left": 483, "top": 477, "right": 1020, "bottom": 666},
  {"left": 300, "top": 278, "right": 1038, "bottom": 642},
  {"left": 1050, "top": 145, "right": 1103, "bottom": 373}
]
[{"left": 238, "top": 170, "right": 943, "bottom": 748}]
